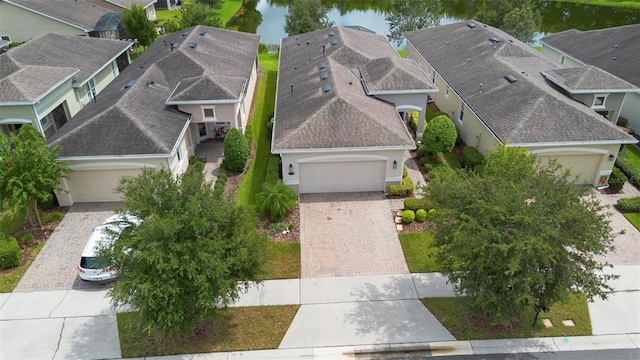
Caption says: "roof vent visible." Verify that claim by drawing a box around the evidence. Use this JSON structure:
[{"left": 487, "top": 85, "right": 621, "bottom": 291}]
[
  {"left": 328, "top": 31, "right": 335, "bottom": 37},
  {"left": 318, "top": 61, "right": 326, "bottom": 70},
  {"left": 182, "top": 31, "right": 189, "bottom": 37},
  {"left": 124, "top": 79, "right": 135, "bottom": 88},
  {"left": 320, "top": 71, "right": 328, "bottom": 80},
  {"left": 188, "top": 42, "right": 197, "bottom": 49},
  {"left": 505, "top": 74, "right": 517, "bottom": 83},
  {"left": 490, "top": 37, "right": 500, "bottom": 43},
  {"left": 306, "top": 41, "right": 310, "bottom": 45},
  {"left": 331, "top": 39, "right": 338, "bottom": 45},
  {"left": 322, "top": 83, "right": 332, "bottom": 93},
  {"left": 467, "top": 22, "right": 476, "bottom": 28},
  {"left": 170, "top": 43, "right": 178, "bottom": 50},
  {"left": 198, "top": 30, "right": 206, "bottom": 36}
]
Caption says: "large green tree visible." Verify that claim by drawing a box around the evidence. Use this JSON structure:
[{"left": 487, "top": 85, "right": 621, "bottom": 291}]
[
  {"left": 476, "top": 0, "right": 541, "bottom": 43},
  {"left": 0, "top": 125, "right": 69, "bottom": 228},
  {"left": 180, "top": 2, "right": 222, "bottom": 29},
  {"left": 122, "top": 5, "right": 157, "bottom": 48},
  {"left": 100, "top": 167, "right": 267, "bottom": 336},
  {"left": 385, "top": 0, "right": 443, "bottom": 45},
  {"left": 284, "top": 0, "right": 335, "bottom": 36},
  {"left": 425, "top": 145, "right": 617, "bottom": 321},
  {"left": 422, "top": 114, "right": 457, "bottom": 155},
  {"left": 193, "top": 0, "right": 223, "bottom": 8}
]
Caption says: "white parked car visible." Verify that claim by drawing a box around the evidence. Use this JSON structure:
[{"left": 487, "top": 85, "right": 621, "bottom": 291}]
[{"left": 78, "top": 213, "right": 141, "bottom": 282}]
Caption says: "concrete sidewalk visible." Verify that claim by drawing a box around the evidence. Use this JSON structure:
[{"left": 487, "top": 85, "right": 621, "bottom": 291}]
[{"left": 1, "top": 269, "right": 638, "bottom": 359}]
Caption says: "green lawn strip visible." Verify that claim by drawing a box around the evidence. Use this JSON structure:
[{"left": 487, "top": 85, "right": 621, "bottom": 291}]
[
  {"left": 217, "top": 0, "right": 243, "bottom": 26},
  {"left": 0, "top": 241, "right": 44, "bottom": 293},
  {"left": 422, "top": 293, "right": 591, "bottom": 340},
  {"left": 397, "top": 49, "right": 406, "bottom": 58},
  {"left": 551, "top": 0, "right": 640, "bottom": 8},
  {"left": 441, "top": 152, "right": 462, "bottom": 169},
  {"left": 118, "top": 305, "right": 300, "bottom": 358},
  {"left": 623, "top": 144, "right": 640, "bottom": 168},
  {"left": 236, "top": 53, "right": 279, "bottom": 205},
  {"left": 623, "top": 213, "right": 640, "bottom": 230},
  {"left": 265, "top": 241, "right": 300, "bottom": 279},
  {"left": 399, "top": 232, "right": 440, "bottom": 273},
  {"left": 155, "top": 9, "right": 181, "bottom": 24}
]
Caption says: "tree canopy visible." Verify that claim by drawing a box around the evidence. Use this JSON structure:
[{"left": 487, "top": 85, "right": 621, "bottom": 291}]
[
  {"left": 0, "top": 125, "right": 69, "bottom": 228},
  {"left": 422, "top": 114, "right": 457, "bottom": 155},
  {"left": 476, "top": 0, "right": 541, "bottom": 43},
  {"left": 425, "top": 145, "right": 617, "bottom": 321},
  {"left": 284, "top": 0, "right": 335, "bottom": 36},
  {"left": 100, "top": 167, "right": 267, "bottom": 336},
  {"left": 180, "top": 2, "right": 222, "bottom": 29},
  {"left": 122, "top": 5, "right": 157, "bottom": 48},
  {"left": 385, "top": 0, "right": 443, "bottom": 45}
]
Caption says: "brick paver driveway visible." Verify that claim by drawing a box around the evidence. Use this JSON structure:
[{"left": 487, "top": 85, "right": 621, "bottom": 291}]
[
  {"left": 14, "top": 203, "right": 118, "bottom": 292},
  {"left": 299, "top": 192, "right": 409, "bottom": 278}
]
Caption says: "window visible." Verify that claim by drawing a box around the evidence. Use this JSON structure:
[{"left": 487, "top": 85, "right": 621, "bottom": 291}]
[
  {"left": 84, "top": 79, "right": 96, "bottom": 99},
  {"left": 110, "top": 62, "right": 117, "bottom": 77},
  {"left": 592, "top": 94, "right": 608, "bottom": 109},
  {"left": 203, "top": 108, "right": 214, "bottom": 118},
  {"left": 432, "top": 71, "right": 437, "bottom": 84},
  {"left": 445, "top": 85, "right": 450, "bottom": 97},
  {"left": 176, "top": 147, "right": 182, "bottom": 162},
  {"left": 458, "top": 103, "right": 465, "bottom": 122},
  {"left": 0, "top": 35, "right": 10, "bottom": 42},
  {"left": 560, "top": 56, "right": 566, "bottom": 65}
]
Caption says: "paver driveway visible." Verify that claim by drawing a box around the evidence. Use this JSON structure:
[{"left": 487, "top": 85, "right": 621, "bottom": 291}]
[
  {"left": 299, "top": 192, "right": 409, "bottom": 278},
  {"left": 14, "top": 203, "right": 118, "bottom": 292}
]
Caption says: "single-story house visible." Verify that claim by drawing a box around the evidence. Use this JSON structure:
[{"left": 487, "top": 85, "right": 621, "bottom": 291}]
[
  {"left": 0, "top": 33, "right": 132, "bottom": 138},
  {"left": 272, "top": 26, "right": 435, "bottom": 194},
  {"left": 540, "top": 24, "right": 640, "bottom": 131},
  {"left": 404, "top": 21, "right": 637, "bottom": 187},
  {"left": 0, "top": 0, "right": 157, "bottom": 42},
  {"left": 47, "top": 25, "right": 259, "bottom": 206}
]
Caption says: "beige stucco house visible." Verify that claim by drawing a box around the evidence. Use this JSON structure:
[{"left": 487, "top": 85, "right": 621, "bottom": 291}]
[
  {"left": 272, "top": 26, "right": 435, "bottom": 194},
  {"left": 47, "top": 26, "right": 259, "bottom": 206},
  {"left": 0, "top": 0, "right": 157, "bottom": 43},
  {"left": 405, "top": 21, "right": 637, "bottom": 187},
  {"left": 0, "top": 33, "right": 132, "bottom": 138}
]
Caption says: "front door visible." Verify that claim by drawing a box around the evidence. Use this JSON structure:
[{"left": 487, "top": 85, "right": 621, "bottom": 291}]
[{"left": 198, "top": 123, "right": 211, "bottom": 141}]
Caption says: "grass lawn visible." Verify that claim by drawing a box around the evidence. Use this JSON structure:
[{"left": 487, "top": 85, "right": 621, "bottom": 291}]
[
  {"left": 422, "top": 293, "right": 591, "bottom": 340},
  {"left": 623, "top": 144, "right": 640, "bottom": 168},
  {"left": 397, "top": 49, "right": 406, "bottom": 58},
  {"left": 155, "top": 0, "right": 242, "bottom": 27},
  {"left": 0, "top": 241, "right": 44, "bottom": 292},
  {"left": 265, "top": 241, "right": 300, "bottom": 279},
  {"left": 236, "top": 52, "right": 279, "bottom": 205},
  {"left": 118, "top": 305, "right": 300, "bottom": 357},
  {"left": 399, "top": 232, "right": 440, "bottom": 273},
  {"left": 552, "top": 0, "right": 640, "bottom": 8},
  {"left": 623, "top": 213, "right": 640, "bottom": 230}
]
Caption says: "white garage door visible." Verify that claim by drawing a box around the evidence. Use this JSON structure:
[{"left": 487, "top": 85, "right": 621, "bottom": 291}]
[
  {"left": 539, "top": 154, "right": 600, "bottom": 185},
  {"left": 299, "top": 160, "right": 386, "bottom": 193},
  {"left": 66, "top": 168, "right": 143, "bottom": 203}
]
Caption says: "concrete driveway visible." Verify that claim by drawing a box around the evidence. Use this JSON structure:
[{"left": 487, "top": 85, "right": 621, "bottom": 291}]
[
  {"left": 14, "top": 203, "right": 118, "bottom": 292},
  {"left": 299, "top": 192, "right": 409, "bottom": 278}
]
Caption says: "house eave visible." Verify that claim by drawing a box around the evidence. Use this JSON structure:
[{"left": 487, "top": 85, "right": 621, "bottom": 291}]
[
  {"left": 273, "top": 144, "right": 416, "bottom": 155},
  {"left": 169, "top": 117, "right": 192, "bottom": 156},
  {"left": 1, "top": 70, "right": 79, "bottom": 106},
  {"left": 72, "top": 44, "right": 133, "bottom": 87},
  {"left": 511, "top": 139, "right": 638, "bottom": 148},
  {"left": 367, "top": 88, "right": 436, "bottom": 95},
  {"left": 57, "top": 153, "right": 172, "bottom": 161},
  {"left": 166, "top": 99, "right": 241, "bottom": 105}
]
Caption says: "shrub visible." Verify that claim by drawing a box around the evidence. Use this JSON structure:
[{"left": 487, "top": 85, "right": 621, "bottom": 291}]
[
  {"left": 402, "top": 165, "right": 408, "bottom": 178},
  {"left": 617, "top": 116, "right": 628, "bottom": 127},
  {"left": 423, "top": 163, "right": 433, "bottom": 172},
  {"left": 16, "top": 231, "right": 34, "bottom": 246},
  {"left": 462, "top": 146, "right": 484, "bottom": 169},
  {"left": 415, "top": 209, "right": 427, "bottom": 222},
  {"left": 401, "top": 210, "right": 415, "bottom": 224},
  {"left": 0, "top": 236, "right": 22, "bottom": 268},
  {"left": 608, "top": 167, "right": 627, "bottom": 193},
  {"left": 244, "top": 124, "right": 253, "bottom": 149},
  {"left": 387, "top": 176, "right": 414, "bottom": 196},
  {"left": 427, "top": 111, "right": 448, "bottom": 123},
  {"left": 616, "top": 197, "right": 640, "bottom": 213},
  {"left": 39, "top": 192, "right": 57, "bottom": 210},
  {"left": 404, "top": 197, "right": 437, "bottom": 212},
  {"left": 266, "top": 121, "right": 274, "bottom": 142},
  {"left": 265, "top": 156, "right": 282, "bottom": 183},
  {"left": 41, "top": 211, "right": 63, "bottom": 224},
  {"left": 189, "top": 156, "right": 205, "bottom": 173},
  {"left": 419, "top": 157, "right": 431, "bottom": 166},
  {"left": 616, "top": 155, "right": 640, "bottom": 190},
  {"left": 0, "top": 208, "right": 26, "bottom": 237},
  {"left": 416, "top": 145, "right": 429, "bottom": 159},
  {"left": 223, "top": 128, "right": 250, "bottom": 173},
  {"left": 428, "top": 208, "right": 436, "bottom": 214},
  {"left": 258, "top": 43, "right": 268, "bottom": 53},
  {"left": 255, "top": 180, "right": 298, "bottom": 221},
  {"left": 408, "top": 111, "right": 419, "bottom": 131},
  {"left": 423, "top": 115, "right": 457, "bottom": 154}
]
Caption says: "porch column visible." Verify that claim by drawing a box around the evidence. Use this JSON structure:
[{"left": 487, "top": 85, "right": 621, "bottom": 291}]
[{"left": 416, "top": 109, "right": 426, "bottom": 142}]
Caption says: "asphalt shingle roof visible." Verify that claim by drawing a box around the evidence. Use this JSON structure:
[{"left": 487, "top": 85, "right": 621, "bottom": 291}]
[
  {"left": 404, "top": 21, "right": 634, "bottom": 145},
  {"left": 360, "top": 56, "right": 434, "bottom": 93},
  {"left": 540, "top": 24, "right": 640, "bottom": 87},
  {"left": 273, "top": 26, "right": 423, "bottom": 152},
  {"left": 542, "top": 65, "right": 637, "bottom": 93},
  {"left": 0, "top": 33, "right": 131, "bottom": 103},
  {"left": 47, "top": 26, "right": 259, "bottom": 157}
]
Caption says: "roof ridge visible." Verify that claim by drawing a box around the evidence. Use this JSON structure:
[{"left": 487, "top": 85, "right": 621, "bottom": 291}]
[{"left": 117, "top": 104, "right": 172, "bottom": 153}]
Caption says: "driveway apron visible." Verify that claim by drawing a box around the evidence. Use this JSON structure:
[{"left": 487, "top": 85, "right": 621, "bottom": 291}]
[
  {"left": 299, "top": 192, "right": 409, "bottom": 278},
  {"left": 14, "top": 203, "right": 118, "bottom": 292}
]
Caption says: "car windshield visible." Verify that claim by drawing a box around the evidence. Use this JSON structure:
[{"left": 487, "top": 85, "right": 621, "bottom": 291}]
[{"left": 80, "top": 256, "right": 109, "bottom": 270}]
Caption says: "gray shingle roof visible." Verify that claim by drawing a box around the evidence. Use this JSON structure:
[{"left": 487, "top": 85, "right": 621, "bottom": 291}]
[
  {"left": 404, "top": 21, "right": 634, "bottom": 145},
  {"left": 0, "top": 33, "right": 131, "bottom": 103},
  {"left": 542, "top": 65, "right": 637, "bottom": 93},
  {"left": 168, "top": 75, "right": 246, "bottom": 102},
  {"left": 360, "top": 57, "right": 434, "bottom": 93},
  {"left": 540, "top": 24, "right": 640, "bottom": 87},
  {"left": 48, "top": 26, "right": 260, "bottom": 157},
  {"left": 5, "top": 0, "right": 155, "bottom": 30},
  {"left": 272, "top": 26, "right": 421, "bottom": 152}
]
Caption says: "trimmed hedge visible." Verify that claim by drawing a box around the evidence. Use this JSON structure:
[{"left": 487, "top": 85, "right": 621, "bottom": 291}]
[
  {"left": 401, "top": 210, "right": 415, "bottom": 224},
  {"left": 609, "top": 167, "right": 627, "bottom": 193},
  {"left": 415, "top": 209, "right": 427, "bottom": 222},
  {"left": 387, "top": 176, "right": 414, "bottom": 196},
  {"left": 462, "top": 146, "right": 484, "bottom": 169},
  {"left": 408, "top": 111, "right": 419, "bottom": 131},
  {"left": 404, "top": 197, "right": 437, "bottom": 212},
  {"left": 265, "top": 155, "right": 282, "bottom": 184},
  {"left": 0, "top": 236, "right": 22, "bottom": 268},
  {"left": 223, "top": 128, "right": 250, "bottom": 173},
  {"left": 617, "top": 197, "right": 640, "bottom": 213}
]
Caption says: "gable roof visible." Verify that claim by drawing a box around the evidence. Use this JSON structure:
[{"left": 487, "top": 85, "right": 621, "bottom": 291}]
[
  {"left": 541, "top": 65, "right": 637, "bottom": 94},
  {"left": 4, "top": 0, "right": 155, "bottom": 31},
  {"left": 273, "top": 26, "right": 430, "bottom": 152},
  {"left": 360, "top": 56, "right": 433, "bottom": 94},
  {"left": 540, "top": 24, "right": 640, "bottom": 87},
  {"left": 48, "top": 26, "right": 260, "bottom": 158},
  {"left": 0, "top": 33, "right": 131, "bottom": 104},
  {"left": 404, "top": 21, "right": 635, "bottom": 146}
]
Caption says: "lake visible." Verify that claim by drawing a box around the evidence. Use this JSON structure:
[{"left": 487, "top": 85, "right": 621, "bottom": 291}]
[{"left": 244, "top": 0, "right": 640, "bottom": 46}]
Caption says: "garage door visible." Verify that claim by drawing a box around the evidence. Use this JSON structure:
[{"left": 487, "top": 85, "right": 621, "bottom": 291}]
[
  {"left": 299, "top": 160, "right": 386, "bottom": 193},
  {"left": 539, "top": 154, "right": 600, "bottom": 185},
  {"left": 66, "top": 168, "right": 143, "bottom": 203}
]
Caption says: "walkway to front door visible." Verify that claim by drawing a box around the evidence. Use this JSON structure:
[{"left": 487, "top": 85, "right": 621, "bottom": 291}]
[{"left": 299, "top": 192, "right": 409, "bottom": 278}]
